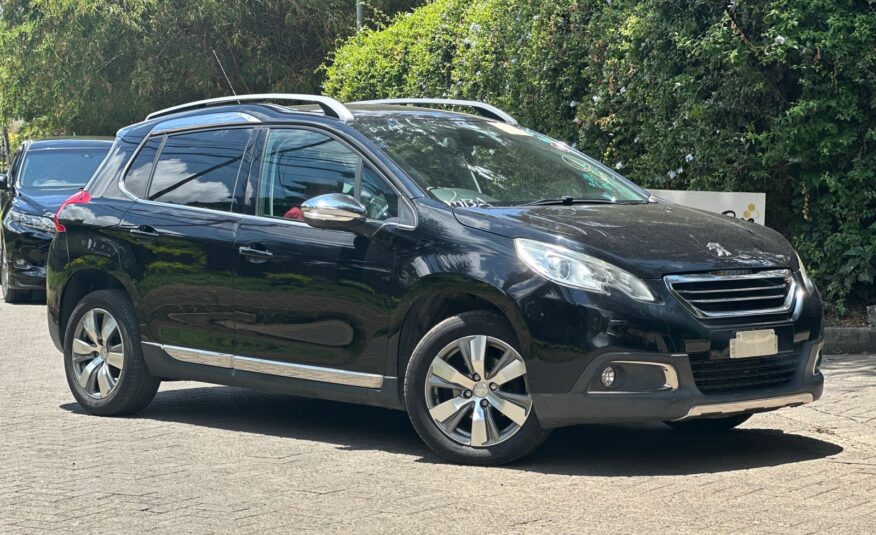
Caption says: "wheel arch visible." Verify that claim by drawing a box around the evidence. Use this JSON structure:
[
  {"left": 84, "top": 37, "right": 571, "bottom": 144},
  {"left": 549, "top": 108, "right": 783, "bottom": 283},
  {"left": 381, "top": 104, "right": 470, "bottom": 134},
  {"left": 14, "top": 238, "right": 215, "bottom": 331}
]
[
  {"left": 57, "top": 267, "right": 135, "bottom": 351},
  {"left": 390, "top": 275, "right": 531, "bottom": 397}
]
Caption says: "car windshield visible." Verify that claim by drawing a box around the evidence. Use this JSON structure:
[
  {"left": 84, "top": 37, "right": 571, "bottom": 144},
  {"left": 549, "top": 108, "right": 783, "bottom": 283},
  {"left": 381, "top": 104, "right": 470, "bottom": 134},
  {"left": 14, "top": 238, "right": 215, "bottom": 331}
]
[
  {"left": 19, "top": 148, "right": 109, "bottom": 189},
  {"left": 359, "top": 116, "right": 648, "bottom": 207}
]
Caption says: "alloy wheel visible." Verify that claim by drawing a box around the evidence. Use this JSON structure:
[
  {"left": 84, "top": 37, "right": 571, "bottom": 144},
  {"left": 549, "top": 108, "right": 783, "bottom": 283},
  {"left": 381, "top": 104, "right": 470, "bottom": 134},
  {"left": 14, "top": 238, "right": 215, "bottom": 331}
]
[
  {"left": 425, "top": 335, "right": 533, "bottom": 447},
  {"left": 71, "top": 308, "right": 125, "bottom": 399}
]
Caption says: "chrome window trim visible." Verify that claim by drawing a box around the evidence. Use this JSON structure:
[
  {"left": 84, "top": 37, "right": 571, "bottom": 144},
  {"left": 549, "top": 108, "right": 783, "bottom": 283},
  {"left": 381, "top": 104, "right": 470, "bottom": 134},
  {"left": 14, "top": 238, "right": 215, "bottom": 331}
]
[
  {"left": 146, "top": 342, "right": 384, "bottom": 389},
  {"left": 675, "top": 393, "right": 814, "bottom": 421},
  {"left": 587, "top": 360, "right": 680, "bottom": 394},
  {"left": 664, "top": 269, "right": 796, "bottom": 319},
  {"left": 352, "top": 98, "right": 518, "bottom": 126},
  {"left": 145, "top": 94, "right": 354, "bottom": 123}
]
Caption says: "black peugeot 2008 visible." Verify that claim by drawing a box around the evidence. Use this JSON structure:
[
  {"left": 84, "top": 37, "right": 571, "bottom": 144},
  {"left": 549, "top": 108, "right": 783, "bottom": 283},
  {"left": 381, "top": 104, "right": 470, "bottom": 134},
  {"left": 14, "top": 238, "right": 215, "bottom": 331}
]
[
  {"left": 1, "top": 138, "right": 112, "bottom": 303},
  {"left": 46, "top": 95, "right": 823, "bottom": 465}
]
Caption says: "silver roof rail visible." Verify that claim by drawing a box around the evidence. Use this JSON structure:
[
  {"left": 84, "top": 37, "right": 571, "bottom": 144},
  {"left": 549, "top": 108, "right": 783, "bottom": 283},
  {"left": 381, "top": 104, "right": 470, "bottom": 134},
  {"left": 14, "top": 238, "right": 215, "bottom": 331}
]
[
  {"left": 145, "top": 94, "right": 355, "bottom": 123},
  {"left": 353, "top": 98, "right": 518, "bottom": 125}
]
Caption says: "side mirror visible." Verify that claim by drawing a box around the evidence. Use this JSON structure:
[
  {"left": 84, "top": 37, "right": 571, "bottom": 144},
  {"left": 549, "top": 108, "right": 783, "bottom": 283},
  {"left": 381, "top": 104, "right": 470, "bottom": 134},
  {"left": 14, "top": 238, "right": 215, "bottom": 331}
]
[
  {"left": 301, "top": 193, "right": 367, "bottom": 232},
  {"left": 0, "top": 174, "right": 8, "bottom": 191}
]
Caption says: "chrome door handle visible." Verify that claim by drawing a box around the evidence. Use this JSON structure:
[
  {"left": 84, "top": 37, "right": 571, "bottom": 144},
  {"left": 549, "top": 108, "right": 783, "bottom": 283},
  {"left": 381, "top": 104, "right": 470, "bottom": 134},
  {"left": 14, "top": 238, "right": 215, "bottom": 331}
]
[
  {"left": 238, "top": 246, "right": 273, "bottom": 260},
  {"left": 130, "top": 226, "right": 159, "bottom": 239}
]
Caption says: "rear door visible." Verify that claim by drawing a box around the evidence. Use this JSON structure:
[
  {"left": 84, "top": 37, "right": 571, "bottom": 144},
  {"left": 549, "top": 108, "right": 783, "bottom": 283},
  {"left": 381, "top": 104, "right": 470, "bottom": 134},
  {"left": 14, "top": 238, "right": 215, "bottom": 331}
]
[
  {"left": 120, "top": 127, "right": 256, "bottom": 356},
  {"left": 232, "top": 126, "right": 402, "bottom": 383}
]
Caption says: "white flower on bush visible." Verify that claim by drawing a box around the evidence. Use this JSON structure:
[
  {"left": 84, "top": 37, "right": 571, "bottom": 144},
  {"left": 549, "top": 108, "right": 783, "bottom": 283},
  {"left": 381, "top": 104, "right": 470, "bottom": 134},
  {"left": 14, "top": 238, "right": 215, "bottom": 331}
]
[
  {"left": 668, "top": 170, "right": 677, "bottom": 179},
  {"left": 685, "top": 153, "right": 694, "bottom": 162},
  {"left": 775, "top": 35, "right": 786, "bottom": 45},
  {"left": 592, "top": 95, "right": 601, "bottom": 103},
  {"left": 615, "top": 162, "right": 624, "bottom": 170}
]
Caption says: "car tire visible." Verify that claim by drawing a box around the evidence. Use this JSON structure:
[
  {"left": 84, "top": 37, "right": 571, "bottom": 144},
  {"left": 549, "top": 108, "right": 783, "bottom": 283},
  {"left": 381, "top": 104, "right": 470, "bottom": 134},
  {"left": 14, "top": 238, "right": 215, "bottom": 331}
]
[
  {"left": 664, "top": 413, "right": 752, "bottom": 432},
  {"left": 63, "top": 289, "right": 160, "bottom": 416},
  {"left": 0, "top": 244, "right": 30, "bottom": 304},
  {"left": 404, "top": 311, "right": 551, "bottom": 465}
]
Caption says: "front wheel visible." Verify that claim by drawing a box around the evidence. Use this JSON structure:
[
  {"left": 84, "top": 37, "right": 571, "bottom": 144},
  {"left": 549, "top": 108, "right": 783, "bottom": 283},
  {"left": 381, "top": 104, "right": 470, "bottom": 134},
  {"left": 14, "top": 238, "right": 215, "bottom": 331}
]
[
  {"left": 0, "top": 242, "right": 29, "bottom": 304},
  {"left": 404, "top": 311, "right": 551, "bottom": 465},
  {"left": 664, "top": 413, "right": 752, "bottom": 433}
]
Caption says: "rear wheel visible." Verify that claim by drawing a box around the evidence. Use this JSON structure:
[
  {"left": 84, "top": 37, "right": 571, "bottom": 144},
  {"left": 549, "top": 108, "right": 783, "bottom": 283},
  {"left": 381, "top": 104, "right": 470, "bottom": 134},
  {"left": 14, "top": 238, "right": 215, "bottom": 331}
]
[
  {"left": 664, "top": 413, "right": 752, "bottom": 432},
  {"left": 64, "top": 289, "right": 160, "bottom": 416},
  {"left": 0, "top": 242, "right": 29, "bottom": 304},
  {"left": 404, "top": 311, "right": 551, "bottom": 465}
]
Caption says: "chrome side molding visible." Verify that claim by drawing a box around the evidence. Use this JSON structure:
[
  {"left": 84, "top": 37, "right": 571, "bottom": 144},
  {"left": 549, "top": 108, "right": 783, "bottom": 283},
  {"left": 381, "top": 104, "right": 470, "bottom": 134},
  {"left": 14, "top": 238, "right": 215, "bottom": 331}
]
[
  {"left": 233, "top": 356, "right": 383, "bottom": 389},
  {"left": 145, "top": 342, "right": 383, "bottom": 389},
  {"left": 676, "top": 393, "right": 814, "bottom": 421}
]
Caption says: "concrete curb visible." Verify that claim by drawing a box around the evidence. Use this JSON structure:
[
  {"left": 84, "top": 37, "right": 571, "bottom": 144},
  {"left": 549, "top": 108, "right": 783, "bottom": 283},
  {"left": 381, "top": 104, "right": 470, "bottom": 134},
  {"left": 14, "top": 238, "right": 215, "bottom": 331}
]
[{"left": 824, "top": 326, "right": 876, "bottom": 354}]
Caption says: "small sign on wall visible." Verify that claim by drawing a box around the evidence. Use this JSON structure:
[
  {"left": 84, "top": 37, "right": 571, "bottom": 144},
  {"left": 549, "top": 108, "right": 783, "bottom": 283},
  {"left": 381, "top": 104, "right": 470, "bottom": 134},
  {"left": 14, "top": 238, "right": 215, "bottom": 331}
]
[{"left": 650, "top": 189, "right": 766, "bottom": 225}]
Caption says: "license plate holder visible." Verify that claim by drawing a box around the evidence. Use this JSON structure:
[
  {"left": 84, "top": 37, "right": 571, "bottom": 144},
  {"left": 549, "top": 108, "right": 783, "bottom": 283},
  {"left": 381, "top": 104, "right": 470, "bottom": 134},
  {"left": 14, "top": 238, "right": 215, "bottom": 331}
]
[{"left": 729, "top": 329, "right": 778, "bottom": 359}]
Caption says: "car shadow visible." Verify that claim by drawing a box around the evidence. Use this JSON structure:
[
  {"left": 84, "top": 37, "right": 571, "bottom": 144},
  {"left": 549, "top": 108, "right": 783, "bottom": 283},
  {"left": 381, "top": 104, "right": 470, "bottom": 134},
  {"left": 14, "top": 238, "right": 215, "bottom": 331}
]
[{"left": 60, "top": 384, "right": 843, "bottom": 476}]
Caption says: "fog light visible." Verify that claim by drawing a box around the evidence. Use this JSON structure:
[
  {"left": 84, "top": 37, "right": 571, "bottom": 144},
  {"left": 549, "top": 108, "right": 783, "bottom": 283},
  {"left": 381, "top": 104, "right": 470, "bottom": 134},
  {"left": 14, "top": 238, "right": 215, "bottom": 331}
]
[
  {"left": 13, "top": 257, "right": 30, "bottom": 269},
  {"left": 601, "top": 366, "right": 616, "bottom": 388}
]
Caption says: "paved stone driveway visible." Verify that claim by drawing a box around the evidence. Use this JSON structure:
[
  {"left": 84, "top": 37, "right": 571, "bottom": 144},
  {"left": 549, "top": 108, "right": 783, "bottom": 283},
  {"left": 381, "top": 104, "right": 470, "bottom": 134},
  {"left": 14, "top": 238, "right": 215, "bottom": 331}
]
[{"left": 1, "top": 300, "right": 874, "bottom": 534}]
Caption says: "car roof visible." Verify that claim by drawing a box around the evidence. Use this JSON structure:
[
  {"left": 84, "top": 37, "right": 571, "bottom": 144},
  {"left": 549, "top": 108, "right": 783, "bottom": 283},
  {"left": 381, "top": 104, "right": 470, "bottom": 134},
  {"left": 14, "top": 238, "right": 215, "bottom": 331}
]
[
  {"left": 122, "top": 99, "right": 510, "bottom": 142},
  {"left": 28, "top": 137, "right": 114, "bottom": 151}
]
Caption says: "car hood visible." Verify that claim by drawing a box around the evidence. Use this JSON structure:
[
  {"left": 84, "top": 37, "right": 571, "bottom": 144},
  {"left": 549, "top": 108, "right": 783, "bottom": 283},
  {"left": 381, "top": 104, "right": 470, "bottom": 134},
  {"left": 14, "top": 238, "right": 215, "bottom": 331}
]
[
  {"left": 453, "top": 202, "right": 796, "bottom": 278},
  {"left": 13, "top": 188, "right": 81, "bottom": 216}
]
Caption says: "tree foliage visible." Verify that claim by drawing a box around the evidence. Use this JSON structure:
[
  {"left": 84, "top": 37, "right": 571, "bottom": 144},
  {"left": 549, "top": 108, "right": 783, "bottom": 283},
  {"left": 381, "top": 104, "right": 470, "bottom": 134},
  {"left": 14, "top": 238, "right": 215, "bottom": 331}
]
[
  {"left": 324, "top": 0, "right": 876, "bottom": 311},
  {"left": 0, "top": 0, "right": 423, "bottom": 134}
]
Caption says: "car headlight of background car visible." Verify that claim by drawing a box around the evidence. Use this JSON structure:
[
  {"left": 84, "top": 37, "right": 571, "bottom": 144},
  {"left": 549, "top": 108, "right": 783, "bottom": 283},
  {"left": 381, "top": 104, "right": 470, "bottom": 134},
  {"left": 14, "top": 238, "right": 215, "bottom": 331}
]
[
  {"left": 7, "top": 209, "right": 56, "bottom": 233},
  {"left": 515, "top": 238, "right": 656, "bottom": 302}
]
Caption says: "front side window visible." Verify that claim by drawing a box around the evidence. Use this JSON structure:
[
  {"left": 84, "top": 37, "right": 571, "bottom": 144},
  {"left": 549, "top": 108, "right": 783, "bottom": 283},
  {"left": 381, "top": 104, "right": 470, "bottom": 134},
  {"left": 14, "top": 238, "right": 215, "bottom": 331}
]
[
  {"left": 147, "top": 128, "right": 252, "bottom": 211},
  {"left": 257, "top": 129, "right": 398, "bottom": 222},
  {"left": 18, "top": 147, "right": 110, "bottom": 190},
  {"left": 359, "top": 116, "right": 648, "bottom": 207}
]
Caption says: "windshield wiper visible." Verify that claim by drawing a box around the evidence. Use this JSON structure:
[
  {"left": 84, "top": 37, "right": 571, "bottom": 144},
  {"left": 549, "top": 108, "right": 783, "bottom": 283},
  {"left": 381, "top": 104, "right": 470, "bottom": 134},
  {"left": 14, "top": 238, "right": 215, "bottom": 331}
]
[{"left": 519, "top": 197, "right": 624, "bottom": 207}]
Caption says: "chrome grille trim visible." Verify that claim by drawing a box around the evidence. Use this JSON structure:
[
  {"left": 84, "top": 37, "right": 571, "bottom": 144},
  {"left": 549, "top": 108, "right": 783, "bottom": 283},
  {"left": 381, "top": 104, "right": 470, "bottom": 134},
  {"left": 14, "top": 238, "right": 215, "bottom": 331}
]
[{"left": 665, "top": 269, "right": 796, "bottom": 319}]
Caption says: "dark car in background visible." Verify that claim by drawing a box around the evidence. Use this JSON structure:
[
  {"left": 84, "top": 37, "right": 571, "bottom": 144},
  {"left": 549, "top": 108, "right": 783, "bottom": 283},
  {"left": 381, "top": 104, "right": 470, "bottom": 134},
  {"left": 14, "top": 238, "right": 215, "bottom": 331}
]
[
  {"left": 0, "top": 138, "right": 112, "bottom": 302},
  {"left": 47, "top": 95, "right": 823, "bottom": 465}
]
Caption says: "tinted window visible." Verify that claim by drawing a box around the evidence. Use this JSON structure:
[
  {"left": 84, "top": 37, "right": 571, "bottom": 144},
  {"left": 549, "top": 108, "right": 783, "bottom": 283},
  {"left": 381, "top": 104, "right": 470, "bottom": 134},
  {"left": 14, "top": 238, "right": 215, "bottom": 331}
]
[
  {"left": 257, "top": 129, "right": 397, "bottom": 222},
  {"left": 360, "top": 116, "right": 648, "bottom": 207},
  {"left": 123, "top": 137, "right": 161, "bottom": 198},
  {"left": 148, "top": 128, "right": 252, "bottom": 211},
  {"left": 18, "top": 147, "right": 111, "bottom": 189}
]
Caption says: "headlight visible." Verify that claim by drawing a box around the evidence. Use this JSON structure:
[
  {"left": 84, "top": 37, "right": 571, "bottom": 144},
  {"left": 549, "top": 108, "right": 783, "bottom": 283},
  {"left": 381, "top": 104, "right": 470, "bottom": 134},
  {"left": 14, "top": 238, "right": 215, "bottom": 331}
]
[
  {"left": 515, "top": 238, "right": 656, "bottom": 302},
  {"left": 8, "top": 209, "right": 56, "bottom": 233},
  {"left": 795, "top": 252, "right": 816, "bottom": 294}
]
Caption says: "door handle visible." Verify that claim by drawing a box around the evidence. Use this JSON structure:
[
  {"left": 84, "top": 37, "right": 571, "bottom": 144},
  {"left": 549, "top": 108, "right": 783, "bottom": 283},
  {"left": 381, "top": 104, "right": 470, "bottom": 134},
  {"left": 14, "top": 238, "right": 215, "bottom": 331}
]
[
  {"left": 238, "top": 246, "right": 274, "bottom": 260},
  {"left": 130, "top": 226, "right": 159, "bottom": 239}
]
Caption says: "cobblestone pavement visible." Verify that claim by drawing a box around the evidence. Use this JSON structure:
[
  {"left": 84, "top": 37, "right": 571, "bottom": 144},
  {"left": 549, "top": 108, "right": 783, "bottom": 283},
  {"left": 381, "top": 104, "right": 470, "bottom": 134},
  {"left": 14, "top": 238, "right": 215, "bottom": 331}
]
[{"left": 1, "top": 300, "right": 874, "bottom": 534}]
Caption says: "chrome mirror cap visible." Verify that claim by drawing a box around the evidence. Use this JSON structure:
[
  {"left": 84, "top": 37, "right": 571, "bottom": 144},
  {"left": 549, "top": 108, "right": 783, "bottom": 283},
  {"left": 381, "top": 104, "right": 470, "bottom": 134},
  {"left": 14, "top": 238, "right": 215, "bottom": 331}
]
[{"left": 301, "top": 193, "right": 367, "bottom": 225}]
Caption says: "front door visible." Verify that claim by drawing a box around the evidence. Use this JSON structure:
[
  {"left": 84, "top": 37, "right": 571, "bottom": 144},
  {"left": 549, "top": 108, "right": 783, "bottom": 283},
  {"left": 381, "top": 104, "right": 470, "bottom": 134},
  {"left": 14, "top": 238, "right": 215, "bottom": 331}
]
[
  {"left": 233, "top": 126, "right": 401, "bottom": 384},
  {"left": 120, "top": 127, "right": 256, "bottom": 355}
]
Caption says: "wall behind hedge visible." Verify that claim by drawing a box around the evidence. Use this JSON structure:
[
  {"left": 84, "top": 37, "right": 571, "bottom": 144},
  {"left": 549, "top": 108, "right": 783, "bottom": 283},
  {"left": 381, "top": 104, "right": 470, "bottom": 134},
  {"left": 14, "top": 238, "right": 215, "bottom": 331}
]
[{"left": 324, "top": 0, "right": 876, "bottom": 312}]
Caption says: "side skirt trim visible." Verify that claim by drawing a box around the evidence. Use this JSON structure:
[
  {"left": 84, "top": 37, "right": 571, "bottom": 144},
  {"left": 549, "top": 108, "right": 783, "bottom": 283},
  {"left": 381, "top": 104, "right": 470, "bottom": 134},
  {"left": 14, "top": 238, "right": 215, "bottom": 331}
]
[{"left": 143, "top": 342, "right": 383, "bottom": 389}]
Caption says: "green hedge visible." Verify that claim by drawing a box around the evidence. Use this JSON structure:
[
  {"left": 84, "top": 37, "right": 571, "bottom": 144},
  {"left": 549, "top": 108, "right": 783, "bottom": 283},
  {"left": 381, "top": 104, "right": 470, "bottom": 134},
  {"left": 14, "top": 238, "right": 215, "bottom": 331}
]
[{"left": 324, "top": 0, "right": 876, "bottom": 312}]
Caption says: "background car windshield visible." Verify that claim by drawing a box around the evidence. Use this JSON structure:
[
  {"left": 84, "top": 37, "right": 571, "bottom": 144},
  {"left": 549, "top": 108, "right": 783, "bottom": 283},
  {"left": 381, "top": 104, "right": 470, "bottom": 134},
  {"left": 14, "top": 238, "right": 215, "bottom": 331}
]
[
  {"left": 360, "top": 116, "right": 648, "bottom": 206},
  {"left": 19, "top": 148, "right": 109, "bottom": 189}
]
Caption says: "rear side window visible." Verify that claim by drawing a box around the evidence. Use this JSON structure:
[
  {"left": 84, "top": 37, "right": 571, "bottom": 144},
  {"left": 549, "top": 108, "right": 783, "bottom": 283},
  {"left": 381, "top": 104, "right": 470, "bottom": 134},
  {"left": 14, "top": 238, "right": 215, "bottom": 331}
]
[
  {"left": 123, "top": 137, "right": 162, "bottom": 198},
  {"left": 147, "top": 128, "right": 252, "bottom": 211}
]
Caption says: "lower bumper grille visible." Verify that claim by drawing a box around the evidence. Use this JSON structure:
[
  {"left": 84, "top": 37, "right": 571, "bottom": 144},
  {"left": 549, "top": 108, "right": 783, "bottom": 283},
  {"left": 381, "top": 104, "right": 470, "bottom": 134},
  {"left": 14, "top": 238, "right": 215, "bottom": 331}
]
[{"left": 689, "top": 352, "right": 799, "bottom": 394}]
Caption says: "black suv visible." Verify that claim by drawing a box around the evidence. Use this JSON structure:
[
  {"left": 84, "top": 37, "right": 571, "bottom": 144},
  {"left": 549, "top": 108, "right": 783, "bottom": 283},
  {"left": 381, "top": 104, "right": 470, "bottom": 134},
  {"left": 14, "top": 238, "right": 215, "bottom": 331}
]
[
  {"left": 47, "top": 95, "right": 823, "bottom": 465},
  {"left": 1, "top": 138, "right": 111, "bottom": 302}
]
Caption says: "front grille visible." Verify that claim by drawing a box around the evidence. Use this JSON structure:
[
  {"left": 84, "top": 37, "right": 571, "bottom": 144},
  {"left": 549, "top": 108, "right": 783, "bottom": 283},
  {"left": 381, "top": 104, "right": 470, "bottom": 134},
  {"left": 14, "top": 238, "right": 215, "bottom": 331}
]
[
  {"left": 665, "top": 269, "right": 795, "bottom": 319},
  {"left": 689, "top": 352, "right": 799, "bottom": 394}
]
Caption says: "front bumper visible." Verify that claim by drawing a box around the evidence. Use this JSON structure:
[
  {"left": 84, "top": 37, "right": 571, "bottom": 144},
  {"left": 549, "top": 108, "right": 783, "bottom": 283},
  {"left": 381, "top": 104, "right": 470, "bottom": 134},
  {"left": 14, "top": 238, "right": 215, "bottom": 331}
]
[
  {"left": 531, "top": 340, "right": 824, "bottom": 428},
  {"left": 2, "top": 219, "right": 52, "bottom": 290}
]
